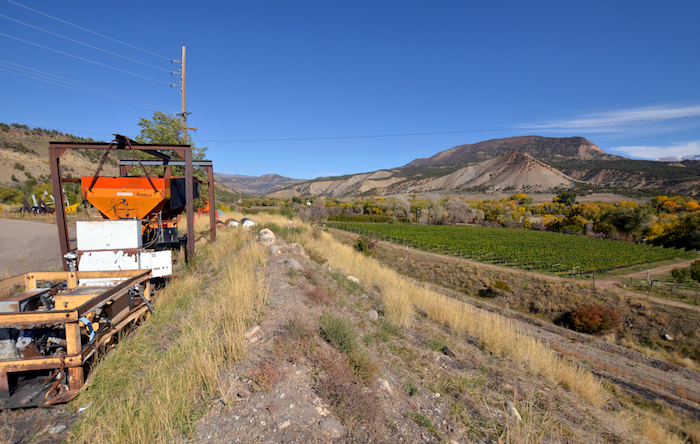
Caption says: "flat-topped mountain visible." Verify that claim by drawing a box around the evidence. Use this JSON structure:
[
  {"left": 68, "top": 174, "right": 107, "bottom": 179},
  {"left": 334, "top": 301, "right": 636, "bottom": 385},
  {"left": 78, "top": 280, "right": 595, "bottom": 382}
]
[
  {"left": 405, "top": 136, "right": 620, "bottom": 168},
  {"left": 270, "top": 136, "right": 700, "bottom": 197}
]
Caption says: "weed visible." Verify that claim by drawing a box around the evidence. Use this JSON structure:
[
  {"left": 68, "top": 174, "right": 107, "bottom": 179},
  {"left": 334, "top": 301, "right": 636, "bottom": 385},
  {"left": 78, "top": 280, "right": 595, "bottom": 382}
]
[
  {"left": 404, "top": 381, "right": 419, "bottom": 396},
  {"left": 424, "top": 334, "right": 448, "bottom": 352},
  {"left": 379, "top": 319, "right": 403, "bottom": 339},
  {"left": 305, "top": 285, "right": 333, "bottom": 305},
  {"left": 273, "top": 316, "right": 316, "bottom": 363},
  {"left": 286, "top": 268, "right": 300, "bottom": 285},
  {"left": 306, "top": 247, "right": 327, "bottom": 264},
  {"left": 315, "top": 347, "right": 384, "bottom": 430},
  {"left": 407, "top": 411, "right": 441, "bottom": 439},
  {"left": 348, "top": 349, "right": 379, "bottom": 384},
  {"left": 319, "top": 314, "right": 358, "bottom": 355},
  {"left": 249, "top": 359, "right": 283, "bottom": 392}
]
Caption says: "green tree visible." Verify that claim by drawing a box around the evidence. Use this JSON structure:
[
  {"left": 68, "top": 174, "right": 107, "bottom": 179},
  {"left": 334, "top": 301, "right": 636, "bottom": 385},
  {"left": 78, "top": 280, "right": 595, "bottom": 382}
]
[
  {"left": 135, "top": 111, "right": 208, "bottom": 160},
  {"left": 554, "top": 191, "right": 577, "bottom": 207}
]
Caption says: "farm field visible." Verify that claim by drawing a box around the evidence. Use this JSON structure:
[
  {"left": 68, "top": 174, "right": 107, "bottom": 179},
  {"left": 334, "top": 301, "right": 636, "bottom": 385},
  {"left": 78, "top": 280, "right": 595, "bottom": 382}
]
[{"left": 328, "top": 222, "right": 694, "bottom": 274}]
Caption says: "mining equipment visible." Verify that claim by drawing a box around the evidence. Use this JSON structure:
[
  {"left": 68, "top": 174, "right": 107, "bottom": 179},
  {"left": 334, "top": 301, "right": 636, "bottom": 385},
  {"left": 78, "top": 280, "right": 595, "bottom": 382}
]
[{"left": 0, "top": 135, "right": 217, "bottom": 407}]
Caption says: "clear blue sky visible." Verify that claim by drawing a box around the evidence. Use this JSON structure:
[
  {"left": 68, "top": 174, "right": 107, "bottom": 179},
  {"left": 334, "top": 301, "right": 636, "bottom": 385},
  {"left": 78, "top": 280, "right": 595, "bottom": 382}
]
[{"left": 1, "top": 1, "right": 699, "bottom": 178}]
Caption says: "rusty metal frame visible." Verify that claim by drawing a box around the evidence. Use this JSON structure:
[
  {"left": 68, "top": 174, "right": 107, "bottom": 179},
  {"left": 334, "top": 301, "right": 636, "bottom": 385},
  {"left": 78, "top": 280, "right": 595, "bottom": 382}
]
[
  {"left": 0, "top": 269, "right": 153, "bottom": 405},
  {"left": 49, "top": 136, "right": 216, "bottom": 270}
]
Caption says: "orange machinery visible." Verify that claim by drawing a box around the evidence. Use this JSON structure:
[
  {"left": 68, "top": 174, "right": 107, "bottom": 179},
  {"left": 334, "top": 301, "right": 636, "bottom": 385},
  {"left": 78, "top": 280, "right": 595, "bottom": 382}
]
[{"left": 80, "top": 175, "right": 196, "bottom": 249}]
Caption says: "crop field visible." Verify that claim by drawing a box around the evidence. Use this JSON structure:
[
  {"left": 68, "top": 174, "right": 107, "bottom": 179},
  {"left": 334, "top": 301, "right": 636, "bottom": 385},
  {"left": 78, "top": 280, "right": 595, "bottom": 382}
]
[{"left": 328, "top": 222, "right": 694, "bottom": 274}]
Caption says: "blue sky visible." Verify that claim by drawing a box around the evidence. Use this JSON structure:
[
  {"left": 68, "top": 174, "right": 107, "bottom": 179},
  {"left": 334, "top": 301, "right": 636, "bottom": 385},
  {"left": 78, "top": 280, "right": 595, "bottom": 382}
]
[{"left": 1, "top": 1, "right": 699, "bottom": 179}]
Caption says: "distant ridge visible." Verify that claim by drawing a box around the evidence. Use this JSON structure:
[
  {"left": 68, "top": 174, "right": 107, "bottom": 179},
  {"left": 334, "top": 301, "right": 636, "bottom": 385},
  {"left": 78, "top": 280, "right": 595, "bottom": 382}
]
[
  {"left": 270, "top": 135, "right": 700, "bottom": 197},
  {"left": 405, "top": 136, "right": 619, "bottom": 168},
  {"left": 214, "top": 173, "right": 306, "bottom": 196}
]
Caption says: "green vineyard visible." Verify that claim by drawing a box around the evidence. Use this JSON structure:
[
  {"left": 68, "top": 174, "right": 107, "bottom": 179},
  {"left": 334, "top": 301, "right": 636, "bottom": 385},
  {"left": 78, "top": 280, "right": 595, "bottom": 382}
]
[{"left": 328, "top": 222, "right": 695, "bottom": 274}]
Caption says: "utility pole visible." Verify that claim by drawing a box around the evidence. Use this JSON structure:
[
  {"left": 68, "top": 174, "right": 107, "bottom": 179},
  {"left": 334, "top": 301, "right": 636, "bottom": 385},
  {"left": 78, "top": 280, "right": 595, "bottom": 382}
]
[{"left": 172, "top": 46, "right": 196, "bottom": 145}]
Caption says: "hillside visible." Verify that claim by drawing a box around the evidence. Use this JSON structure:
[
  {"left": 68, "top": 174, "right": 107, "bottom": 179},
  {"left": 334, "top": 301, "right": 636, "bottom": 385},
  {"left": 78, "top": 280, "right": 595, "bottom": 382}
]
[
  {"left": 271, "top": 135, "right": 700, "bottom": 197},
  {"left": 20, "top": 213, "right": 699, "bottom": 444},
  {"left": 214, "top": 173, "right": 306, "bottom": 196},
  {"left": 0, "top": 124, "right": 118, "bottom": 185}
]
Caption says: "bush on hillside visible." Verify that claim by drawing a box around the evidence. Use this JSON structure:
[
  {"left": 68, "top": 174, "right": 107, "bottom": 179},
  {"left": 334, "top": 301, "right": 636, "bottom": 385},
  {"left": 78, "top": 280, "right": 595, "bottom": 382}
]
[
  {"left": 568, "top": 304, "right": 621, "bottom": 334},
  {"left": 354, "top": 235, "right": 376, "bottom": 254}
]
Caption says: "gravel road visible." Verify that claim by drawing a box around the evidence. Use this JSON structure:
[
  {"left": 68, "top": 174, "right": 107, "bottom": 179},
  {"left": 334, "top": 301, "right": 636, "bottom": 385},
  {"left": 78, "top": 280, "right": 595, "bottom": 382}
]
[{"left": 0, "top": 218, "right": 73, "bottom": 277}]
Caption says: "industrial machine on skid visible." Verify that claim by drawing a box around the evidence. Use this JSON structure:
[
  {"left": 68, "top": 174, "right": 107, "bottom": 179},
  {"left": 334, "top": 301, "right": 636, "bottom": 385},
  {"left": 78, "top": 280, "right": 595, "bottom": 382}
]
[{"left": 0, "top": 135, "right": 217, "bottom": 408}]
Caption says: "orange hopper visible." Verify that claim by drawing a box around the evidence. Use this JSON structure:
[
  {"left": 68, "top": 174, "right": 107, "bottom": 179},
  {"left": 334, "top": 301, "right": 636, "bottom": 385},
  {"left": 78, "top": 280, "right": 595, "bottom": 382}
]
[{"left": 81, "top": 176, "right": 171, "bottom": 220}]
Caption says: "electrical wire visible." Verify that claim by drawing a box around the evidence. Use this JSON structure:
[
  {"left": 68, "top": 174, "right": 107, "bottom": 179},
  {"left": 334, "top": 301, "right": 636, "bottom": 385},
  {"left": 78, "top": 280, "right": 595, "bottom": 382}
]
[
  {"left": 0, "top": 14, "right": 173, "bottom": 72},
  {"left": 0, "top": 59, "right": 174, "bottom": 109},
  {"left": 0, "top": 65, "right": 176, "bottom": 110},
  {"left": 0, "top": 32, "right": 171, "bottom": 84},
  {"left": 197, "top": 115, "right": 700, "bottom": 143},
  {"left": 4, "top": 0, "right": 173, "bottom": 61}
]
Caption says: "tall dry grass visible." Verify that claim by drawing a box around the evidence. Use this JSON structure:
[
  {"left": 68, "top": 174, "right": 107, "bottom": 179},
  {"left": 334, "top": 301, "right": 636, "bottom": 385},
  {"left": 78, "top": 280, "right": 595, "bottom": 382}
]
[
  {"left": 248, "top": 215, "right": 688, "bottom": 444},
  {"left": 298, "top": 228, "right": 608, "bottom": 406},
  {"left": 68, "top": 227, "right": 267, "bottom": 443}
]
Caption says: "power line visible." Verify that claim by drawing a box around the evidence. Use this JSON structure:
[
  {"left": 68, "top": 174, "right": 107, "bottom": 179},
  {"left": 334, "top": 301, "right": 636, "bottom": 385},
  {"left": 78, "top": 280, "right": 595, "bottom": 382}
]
[
  {"left": 198, "top": 115, "right": 700, "bottom": 143},
  {"left": 0, "top": 14, "right": 173, "bottom": 72},
  {"left": 0, "top": 65, "right": 176, "bottom": 110},
  {"left": 0, "top": 32, "right": 171, "bottom": 84},
  {"left": 0, "top": 59, "right": 173, "bottom": 109},
  {"left": 4, "top": 0, "right": 172, "bottom": 61}
]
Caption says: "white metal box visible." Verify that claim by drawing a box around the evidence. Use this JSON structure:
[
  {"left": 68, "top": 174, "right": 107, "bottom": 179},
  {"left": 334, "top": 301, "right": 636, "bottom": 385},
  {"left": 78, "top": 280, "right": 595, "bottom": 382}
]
[
  {"left": 139, "top": 250, "right": 172, "bottom": 278},
  {"left": 76, "top": 220, "right": 142, "bottom": 251}
]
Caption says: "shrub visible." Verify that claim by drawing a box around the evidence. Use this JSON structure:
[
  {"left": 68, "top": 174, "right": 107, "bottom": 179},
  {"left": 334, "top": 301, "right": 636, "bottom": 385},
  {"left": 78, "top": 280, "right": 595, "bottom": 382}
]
[
  {"left": 671, "top": 267, "right": 689, "bottom": 284},
  {"left": 319, "top": 314, "right": 357, "bottom": 355},
  {"left": 493, "top": 280, "right": 511, "bottom": 294},
  {"left": 691, "top": 260, "right": 700, "bottom": 284},
  {"left": 569, "top": 304, "right": 621, "bottom": 334},
  {"left": 354, "top": 235, "right": 376, "bottom": 254},
  {"left": 305, "top": 285, "right": 333, "bottom": 305},
  {"left": 12, "top": 162, "right": 24, "bottom": 171},
  {"left": 0, "top": 123, "right": 9, "bottom": 132}
]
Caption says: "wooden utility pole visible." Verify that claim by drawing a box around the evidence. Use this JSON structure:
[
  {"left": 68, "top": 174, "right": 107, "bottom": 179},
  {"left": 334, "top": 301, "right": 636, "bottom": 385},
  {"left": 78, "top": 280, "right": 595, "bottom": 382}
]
[{"left": 175, "top": 46, "right": 196, "bottom": 145}]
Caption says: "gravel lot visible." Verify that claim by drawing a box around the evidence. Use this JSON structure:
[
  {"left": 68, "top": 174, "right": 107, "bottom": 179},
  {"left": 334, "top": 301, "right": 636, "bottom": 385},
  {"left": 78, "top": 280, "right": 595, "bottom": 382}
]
[{"left": 0, "top": 218, "right": 73, "bottom": 277}]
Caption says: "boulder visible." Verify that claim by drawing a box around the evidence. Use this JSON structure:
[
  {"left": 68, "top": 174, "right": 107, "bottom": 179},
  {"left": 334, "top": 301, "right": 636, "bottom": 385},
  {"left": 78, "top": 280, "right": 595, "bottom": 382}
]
[
  {"left": 258, "top": 228, "right": 276, "bottom": 246},
  {"left": 269, "top": 245, "right": 281, "bottom": 255},
  {"left": 378, "top": 378, "right": 392, "bottom": 394},
  {"left": 244, "top": 325, "right": 260, "bottom": 339},
  {"left": 368, "top": 309, "right": 379, "bottom": 321},
  {"left": 284, "top": 258, "right": 304, "bottom": 271},
  {"left": 505, "top": 401, "right": 522, "bottom": 421},
  {"left": 347, "top": 276, "right": 360, "bottom": 284},
  {"left": 290, "top": 243, "right": 306, "bottom": 256},
  {"left": 319, "top": 418, "right": 345, "bottom": 439}
]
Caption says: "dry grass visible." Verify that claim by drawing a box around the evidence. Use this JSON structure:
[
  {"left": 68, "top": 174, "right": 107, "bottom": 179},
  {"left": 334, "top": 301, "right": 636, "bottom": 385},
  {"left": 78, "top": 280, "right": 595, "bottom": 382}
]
[
  {"left": 243, "top": 213, "right": 693, "bottom": 443},
  {"left": 619, "top": 337, "right": 700, "bottom": 372},
  {"left": 67, "top": 227, "right": 267, "bottom": 443},
  {"left": 301, "top": 228, "right": 610, "bottom": 407}
]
